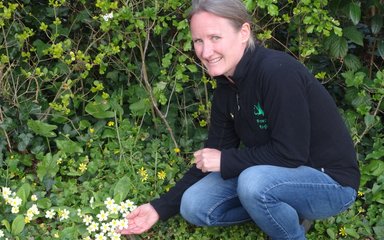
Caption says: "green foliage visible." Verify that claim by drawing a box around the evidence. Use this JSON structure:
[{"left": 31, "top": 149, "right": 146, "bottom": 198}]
[{"left": 0, "top": 0, "right": 383, "bottom": 239}]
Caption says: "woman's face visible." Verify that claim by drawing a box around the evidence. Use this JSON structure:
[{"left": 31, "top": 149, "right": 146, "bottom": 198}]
[{"left": 190, "top": 11, "right": 250, "bottom": 77}]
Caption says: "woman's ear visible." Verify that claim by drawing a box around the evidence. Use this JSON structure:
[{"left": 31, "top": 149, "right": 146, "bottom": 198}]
[{"left": 240, "top": 23, "right": 251, "bottom": 44}]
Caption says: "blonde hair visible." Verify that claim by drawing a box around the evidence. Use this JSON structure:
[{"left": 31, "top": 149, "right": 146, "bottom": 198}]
[{"left": 189, "top": 0, "right": 256, "bottom": 51}]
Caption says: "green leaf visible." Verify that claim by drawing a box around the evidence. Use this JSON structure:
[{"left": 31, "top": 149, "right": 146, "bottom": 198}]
[
  {"left": 343, "top": 26, "right": 364, "bottom": 46},
  {"left": 344, "top": 54, "right": 362, "bottom": 71},
  {"left": 349, "top": 2, "right": 361, "bottom": 25},
  {"left": 371, "top": 15, "right": 383, "bottom": 35},
  {"left": 343, "top": 71, "right": 365, "bottom": 87},
  {"left": 378, "top": 40, "right": 384, "bottom": 60},
  {"left": 11, "top": 215, "right": 25, "bottom": 235},
  {"left": 327, "top": 35, "right": 348, "bottom": 58},
  {"left": 345, "top": 228, "right": 360, "bottom": 238},
  {"left": 366, "top": 149, "right": 384, "bottom": 160},
  {"left": 326, "top": 228, "right": 337, "bottom": 238},
  {"left": 37, "top": 153, "right": 60, "bottom": 181},
  {"left": 114, "top": 176, "right": 131, "bottom": 203},
  {"left": 85, "top": 101, "right": 115, "bottom": 119},
  {"left": 55, "top": 139, "right": 83, "bottom": 154},
  {"left": 16, "top": 183, "right": 31, "bottom": 204},
  {"left": 37, "top": 198, "right": 52, "bottom": 209},
  {"left": 27, "top": 119, "right": 57, "bottom": 138},
  {"left": 129, "top": 98, "right": 151, "bottom": 117},
  {"left": 60, "top": 226, "right": 78, "bottom": 239},
  {"left": 364, "top": 114, "right": 375, "bottom": 128},
  {"left": 1, "top": 219, "right": 11, "bottom": 232}
]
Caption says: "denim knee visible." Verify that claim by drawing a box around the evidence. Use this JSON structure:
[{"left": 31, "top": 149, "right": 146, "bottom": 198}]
[
  {"left": 237, "top": 166, "right": 268, "bottom": 202},
  {"left": 180, "top": 188, "right": 206, "bottom": 226}
]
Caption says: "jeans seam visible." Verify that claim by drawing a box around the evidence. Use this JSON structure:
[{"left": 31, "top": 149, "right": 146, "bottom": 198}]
[
  {"left": 261, "top": 181, "right": 349, "bottom": 239},
  {"left": 206, "top": 193, "right": 249, "bottom": 225}
]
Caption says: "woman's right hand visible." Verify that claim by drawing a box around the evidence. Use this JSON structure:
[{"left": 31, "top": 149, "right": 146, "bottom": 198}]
[{"left": 118, "top": 203, "right": 160, "bottom": 235}]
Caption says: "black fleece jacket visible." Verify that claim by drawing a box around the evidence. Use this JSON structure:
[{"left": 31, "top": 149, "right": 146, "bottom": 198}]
[{"left": 150, "top": 45, "right": 360, "bottom": 221}]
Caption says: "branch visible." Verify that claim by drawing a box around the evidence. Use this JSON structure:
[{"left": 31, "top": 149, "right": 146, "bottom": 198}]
[{"left": 138, "top": 21, "right": 179, "bottom": 149}]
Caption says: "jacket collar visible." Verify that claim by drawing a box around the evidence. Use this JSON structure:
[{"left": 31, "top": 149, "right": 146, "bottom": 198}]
[{"left": 214, "top": 45, "right": 258, "bottom": 87}]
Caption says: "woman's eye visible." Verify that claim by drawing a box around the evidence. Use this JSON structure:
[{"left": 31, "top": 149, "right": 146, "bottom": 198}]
[
  {"left": 212, "top": 36, "right": 221, "bottom": 41},
  {"left": 193, "top": 39, "right": 203, "bottom": 44}
]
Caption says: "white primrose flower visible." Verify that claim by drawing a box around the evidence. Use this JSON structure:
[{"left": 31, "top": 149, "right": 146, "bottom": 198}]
[
  {"left": 31, "top": 194, "right": 38, "bottom": 201},
  {"left": 1, "top": 187, "right": 12, "bottom": 198},
  {"left": 45, "top": 209, "right": 56, "bottom": 219},
  {"left": 108, "top": 231, "right": 121, "bottom": 240},
  {"left": 100, "top": 222, "right": 111, "bottom": 233},
  {"left": 83, "top": 215, "right": 93, "bottom": 226},
  {"left": 59, "top": 209, "right": 70, "bottom": 221},
  {"left": 87, "top": 221, "right": 99, "bottom": 233},
  {"left": 29, "top": 204, "right": 40, "bottom": 215},
  {"left": 96, "top": 210, "right": 109, "bottom": 222},
  {"left": 0, "top": 229, "right": 4, "bottom": 237},
  {"left": 104, "top": 197, "right": 115, "bottom": 207},
  {"left": 117, "top": 218, "right": 128, "bottom": 231},
  {"left": 95, "top": 232, "right": 107, "bottom": 240},
  {"left": 102, "top": 12, "right": 113, "bottom": 21},
  {"left": 107, "top": 203, "right": 120, "bottom": 215},
  {"left": 11, "top": 206, "right": 20, "bottom": 214},
  {"left": 10, "top": 197, "right": 22, "bottom": 207},
  {"left": 109, "top": 219, "right": 119, "bottom": 229}
]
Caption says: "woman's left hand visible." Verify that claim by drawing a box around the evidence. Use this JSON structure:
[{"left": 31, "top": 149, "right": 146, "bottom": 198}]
[{"left": 194, "top": 148, "right": 221, "bottom": 172}]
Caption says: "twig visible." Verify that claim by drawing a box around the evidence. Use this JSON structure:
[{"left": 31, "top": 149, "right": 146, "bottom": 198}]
[{"left": 138, "top": 21, "right": 179, "bottom": 149}]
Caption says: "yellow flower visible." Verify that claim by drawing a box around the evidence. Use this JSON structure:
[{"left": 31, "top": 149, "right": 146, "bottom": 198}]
[
  {"left": 89, "top": 128, "right": 95, "bottom": 134},
  {"left": 358, "top": 207, "right": 365, "bottom": 214},
  {"left": 157, "top": 170, "right": 166, "bottom": 180},
  {"left": 107, "top": 121, "right": 114, "bottom": 127},
  {"left": 79, "top": 163, "right": 87, "bottom": 173},
  {"left": 138, "top": 167, "right": 148, "bottom": 182},
  {"left": 339, "top": 226, "right": 347, "bottom": 237},
  {"left": 24, "top": 216, "right": 31, "bottom": 224},
  {"left": 173, "top": 148, "right": 181, "bottom": 153},
  {"left": 358, "top": 191, "right": 364, "bottom": 197}
]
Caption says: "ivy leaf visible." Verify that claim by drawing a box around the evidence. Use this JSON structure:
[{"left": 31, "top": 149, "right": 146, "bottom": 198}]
[
  {"left": 371, "top": 15, "right": 383, "bottom": 35},
  {"left": 27, "top": 119, "right": 57, "bottom": 138},
  {"left": 343, "top": 26, "right": 364, "bottom": 46},
  {"left": 11, "top": 215, "right": 25, "bottom": 235},
  {"left": 349, "top": 2, "right": 361, "bottom": 25},
  {"left": 55, "top": 139, "right": 83, "bottom": 154},
  {"left": 85, "top": 101, "right": 115, "bottom": 119}
]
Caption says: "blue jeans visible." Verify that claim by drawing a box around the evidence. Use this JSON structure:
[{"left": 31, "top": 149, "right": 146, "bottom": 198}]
[{"left": 180, "top": 165, "right": 356, "bottom": 240}]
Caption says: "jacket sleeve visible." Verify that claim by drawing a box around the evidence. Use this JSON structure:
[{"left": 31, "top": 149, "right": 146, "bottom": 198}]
[
  {"left": 150, "top": 165, "right": 207, "bottom": 220},
  {"left": 221, "top": 58, "right": 311, "bottom": 179},
  {"left": 150, "top": 86, "right": 240, "bottom": 220}
]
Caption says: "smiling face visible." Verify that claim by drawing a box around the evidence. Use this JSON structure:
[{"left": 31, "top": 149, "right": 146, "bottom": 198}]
[{"left": 190, "top": 11, "right": 250, "bottom": 77}]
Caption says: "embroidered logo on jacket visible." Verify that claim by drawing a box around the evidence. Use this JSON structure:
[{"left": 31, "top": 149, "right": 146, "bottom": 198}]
[{"left": 254, "top": 103, "right": 268, "bottom": 130}]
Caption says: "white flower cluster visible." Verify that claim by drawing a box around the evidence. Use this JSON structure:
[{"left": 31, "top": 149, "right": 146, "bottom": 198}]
[
  {"left": 79, "top": 197, "right": 137, "bottom": 240},
  {"left": 1, "top": 186, "right": 136, "bottom": 240},
  {"left": 1, "top": 187, "right": 22, "bottom": 214}
]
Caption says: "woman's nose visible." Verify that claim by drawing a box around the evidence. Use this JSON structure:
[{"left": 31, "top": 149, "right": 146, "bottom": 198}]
[{"left": 201, "top": 42, "right": 213, "bottom": 59}]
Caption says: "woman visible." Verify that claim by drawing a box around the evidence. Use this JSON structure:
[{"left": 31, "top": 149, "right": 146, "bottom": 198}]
[{"left": 120, "top": 0, "right": 360, "bottom": 239}]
